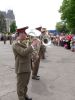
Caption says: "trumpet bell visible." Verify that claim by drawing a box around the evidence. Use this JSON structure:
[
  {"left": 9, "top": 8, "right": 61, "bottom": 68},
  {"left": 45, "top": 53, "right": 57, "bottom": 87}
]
[
  {"left": 43, "top": 38, "right": 49, "bottom": 44},
  {"left": 42, "top": 38, "right": 51, "bottom": 46}
]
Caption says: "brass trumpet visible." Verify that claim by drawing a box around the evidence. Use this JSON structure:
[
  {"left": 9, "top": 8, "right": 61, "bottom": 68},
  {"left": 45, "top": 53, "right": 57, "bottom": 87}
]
[{"left": 41, "top": 33, "right": 51, "bottom": 46}]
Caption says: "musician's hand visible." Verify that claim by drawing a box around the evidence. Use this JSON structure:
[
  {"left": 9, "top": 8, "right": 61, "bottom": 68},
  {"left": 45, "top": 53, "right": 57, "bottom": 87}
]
[
  {"left": 36, "top": 39, "right": 41, "bottom": 45},
  {"left": 31, "top": 39, "right": 40, "bottom": 46}
]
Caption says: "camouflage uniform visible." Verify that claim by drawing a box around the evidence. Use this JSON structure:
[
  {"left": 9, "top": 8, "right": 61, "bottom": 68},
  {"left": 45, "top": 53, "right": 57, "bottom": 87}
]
[{"left": 31, "top": 42, "right": 41, "bottom": 79}]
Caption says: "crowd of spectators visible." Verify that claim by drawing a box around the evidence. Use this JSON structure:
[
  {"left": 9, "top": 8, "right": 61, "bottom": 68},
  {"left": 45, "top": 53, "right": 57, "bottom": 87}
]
[{"left": 51, "top": 32, "right": 75, "bottom": 52}]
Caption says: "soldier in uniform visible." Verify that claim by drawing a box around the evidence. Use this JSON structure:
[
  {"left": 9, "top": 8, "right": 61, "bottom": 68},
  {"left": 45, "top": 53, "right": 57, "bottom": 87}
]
[
  {"left": 31, "top": 38, "right": 41, "bottom": 80},
  {"left": 40, "top": 30, "right": 47, "bottom": 59},
  {"left": 3, "top": 34, "right": 7, "bottom": 44},
  {"left": 9, "top": 34, "right": 12, "bottom": 45},
  {"left": 12, "top": 26, "right": 40, "bottom": 100},
  {"left": 31, "top": 27, "right": 43, "bottom": 80},
  {"left": 40, "top": 41, "right": 46, "bottom": 59},
  {"left": 36, "top": 27, "right": 46, "bottom": 59}
]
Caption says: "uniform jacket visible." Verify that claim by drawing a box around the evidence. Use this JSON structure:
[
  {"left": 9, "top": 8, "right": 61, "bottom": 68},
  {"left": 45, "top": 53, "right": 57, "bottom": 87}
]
[
  {"left": 12, "top": 40, "right": 33, "bottom": 74},
  {"left": 31, "top": 41, "right": 41, "bottom": 62}
]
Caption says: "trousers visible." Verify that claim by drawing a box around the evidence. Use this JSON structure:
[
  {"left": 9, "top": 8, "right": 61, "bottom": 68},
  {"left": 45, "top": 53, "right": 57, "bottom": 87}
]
[
  {"left": 17, "top": 72, "right": 31, "bottom": 100},
  {"left": 32, "top": 56, "right": 40, "bottom": 76}
]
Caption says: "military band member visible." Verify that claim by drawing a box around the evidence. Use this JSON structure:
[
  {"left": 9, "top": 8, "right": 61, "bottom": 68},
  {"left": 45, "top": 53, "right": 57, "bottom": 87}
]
[
  {"left": 40, "top": 41, "right": 46, "bottom": 59},
  {"left": 31, "top": 26, "right": 47, "bottom": 80},
  {"left": 36, "top": 27, "right": 46, "bottom": 59},
  {"left": 12, "top": 26, "right": 40, "bottom": 100},
  {"left": 31, "top": 38, "right": 41, "bottom": 80}
]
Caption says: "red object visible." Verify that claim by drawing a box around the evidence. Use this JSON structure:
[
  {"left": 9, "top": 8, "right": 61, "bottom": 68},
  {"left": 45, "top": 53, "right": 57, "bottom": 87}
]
[{"left": 66, "top": 35, "right": 72, "bottom": 40}]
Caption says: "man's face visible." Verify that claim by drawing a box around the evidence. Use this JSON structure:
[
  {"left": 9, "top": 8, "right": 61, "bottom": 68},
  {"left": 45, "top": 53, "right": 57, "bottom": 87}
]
[
  {"left": 42, "top": 31, "right": 46, "bottom": 35},
  {"left": 19, "top": 33, "right": 27, "bottom": 40}
]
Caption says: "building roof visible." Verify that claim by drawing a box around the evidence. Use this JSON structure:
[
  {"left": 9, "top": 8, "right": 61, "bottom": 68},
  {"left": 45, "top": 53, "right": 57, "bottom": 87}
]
[{"left": 1, "top": 10, "right": 15, "bottom": 19}]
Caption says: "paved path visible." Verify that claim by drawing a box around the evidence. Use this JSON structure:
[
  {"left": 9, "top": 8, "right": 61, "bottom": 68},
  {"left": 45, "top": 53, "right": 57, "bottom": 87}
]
[{"left": 0, "top": 41, "right": 75, "bottom": 100}]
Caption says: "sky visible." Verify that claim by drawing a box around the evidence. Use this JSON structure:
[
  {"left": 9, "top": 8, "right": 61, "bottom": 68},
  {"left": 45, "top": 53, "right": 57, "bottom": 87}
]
[{"left": 0, "top": 0, "right": 63, "bottom": 30}]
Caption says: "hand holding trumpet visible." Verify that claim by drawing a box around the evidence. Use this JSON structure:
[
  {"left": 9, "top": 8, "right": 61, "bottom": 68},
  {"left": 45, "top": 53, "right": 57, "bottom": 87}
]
[{"left": 31, "top": 38, "right": 41, "bottom": 48}]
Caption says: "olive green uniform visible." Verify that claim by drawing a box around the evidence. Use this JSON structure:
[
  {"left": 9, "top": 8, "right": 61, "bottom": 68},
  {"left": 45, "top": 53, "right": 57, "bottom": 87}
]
[
  {"left": 40, "top": 44, "right": 46, "bottom": 59},
  {"left": 39, "top": 35, "right": 46, "bottom": 59},
  {"left": 12, "top": 40, "right": 33, "bottom": 100}
]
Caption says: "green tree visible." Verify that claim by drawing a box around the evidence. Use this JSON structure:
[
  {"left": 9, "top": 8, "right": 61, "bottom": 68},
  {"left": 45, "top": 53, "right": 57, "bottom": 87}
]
[
  {"left": 59, "top": 0, "right": 75, "bottom": 32},
  {"left": 10, "top": 21, "right": 17, "bottom": 33},
  {"left": 0, "top": 11, "right": 7, "bottom": 33},
  {"left": 56, "top": 21, "right": 69, "bottom": 33}
]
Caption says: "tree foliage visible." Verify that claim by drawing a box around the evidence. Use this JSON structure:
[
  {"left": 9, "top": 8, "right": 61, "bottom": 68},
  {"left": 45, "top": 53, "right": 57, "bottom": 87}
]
[
  {"left": 0, "top": 11, "right": 7, "bottom": 33},
  {"left": 56, "top": 21, "right": 69, "bottom": 33},
  {"left": 59, "top": 0, "right": 75, "bottom": 32},
  {"left": 10, "top": 21, "right": 17, "bottom": 33}
]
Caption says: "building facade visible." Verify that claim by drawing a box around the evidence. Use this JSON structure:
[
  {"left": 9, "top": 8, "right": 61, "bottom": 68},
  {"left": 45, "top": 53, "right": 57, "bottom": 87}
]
[{"left": 2, "top": 10, "right": 15, "bottom": 32}]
